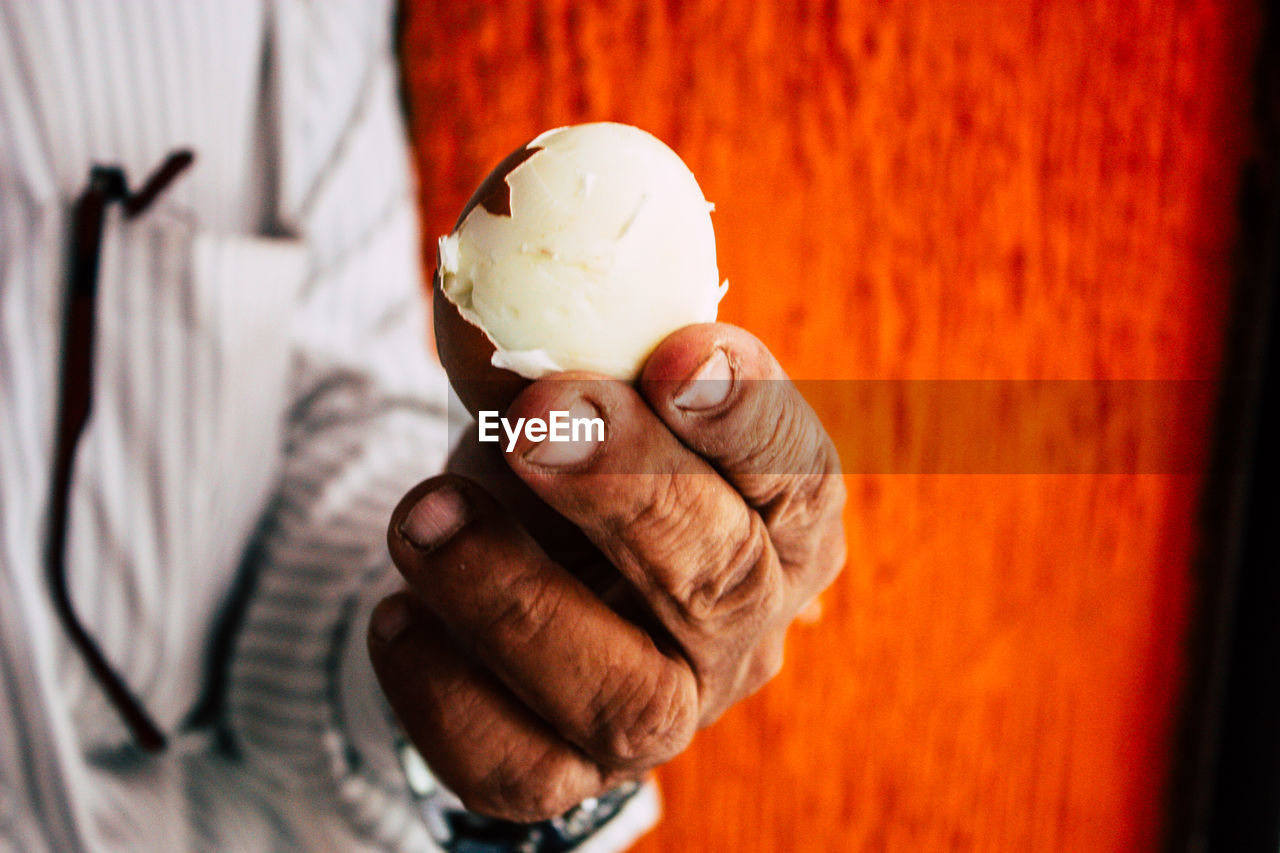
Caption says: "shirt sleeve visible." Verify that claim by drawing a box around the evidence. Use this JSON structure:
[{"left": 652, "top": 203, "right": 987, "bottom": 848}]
[{"left": 222, "top": 7, "right": 659, "bottom": 852}]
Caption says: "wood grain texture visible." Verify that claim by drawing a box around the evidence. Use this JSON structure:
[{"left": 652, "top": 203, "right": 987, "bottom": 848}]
[{"left": 399, "top": 2, "right": 1260, "bottom": 850}]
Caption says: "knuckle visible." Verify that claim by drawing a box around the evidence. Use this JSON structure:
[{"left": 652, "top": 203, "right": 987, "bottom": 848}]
[
  {"left": 679, "top": 514, "right": 783, "bottom": 630},
  {"left": 753, "top": 630, "right": 788, "bottom": 687},
  {"left": 495, "top": 781, "right": 573, "bottom": 823},
  {"left": 766, "top": 464, "right": 847, "bottom": 576},
  {"left": 822, "top": 451, "right": 848, "bottom": 511},
  {"left": 714, "top": 631, "right": 788, "bottom": 713},
  {"left": 821, "top": 517, "right": 848, "bottom": 584},
  {"left": 611, "top": 476, "right": 691, "bottom": 562},
  {"left": 728, "top": 384, "right": 819, "bottom": 475},
  {"left": 463, "top": 751, "right": 581, "bottom": 822},
  {"left": 725, "top": 399, "right": 794, "bottom": 474},
  {"left": 478, "top": 568, "right": 565, "bottom": 652},
  {"left": 425, "top": 679, "right": 495, "bottom": 746},
  {"left": 806, "top": 465, "right": 849, "bottom": 589},
  {"left": 588, "top": 665, "right": 696, "bottom": 767},
  {"left": 766, "top": 458, "right": 843, "bottom": 531}
]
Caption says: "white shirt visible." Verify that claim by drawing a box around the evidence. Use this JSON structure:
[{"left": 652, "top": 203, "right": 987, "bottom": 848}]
[{"left": 0, "top": 1, "right": 655, "bottom": 850}]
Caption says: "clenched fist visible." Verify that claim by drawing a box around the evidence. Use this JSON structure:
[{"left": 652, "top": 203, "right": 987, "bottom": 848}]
[{"left": 368, "top": 323, "right": 846, "bottom": 822}]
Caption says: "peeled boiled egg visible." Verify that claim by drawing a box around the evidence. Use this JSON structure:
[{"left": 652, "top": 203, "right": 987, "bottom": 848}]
[{"left": 434, "top": 122, "right": 726, "bottom": 414}]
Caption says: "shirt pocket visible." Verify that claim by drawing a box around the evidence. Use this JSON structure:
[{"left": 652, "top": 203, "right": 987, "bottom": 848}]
[{"left": 66, "top": 207, "right": 309, "bottom": 750}]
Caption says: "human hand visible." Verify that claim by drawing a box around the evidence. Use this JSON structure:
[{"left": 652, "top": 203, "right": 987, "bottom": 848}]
[{"left": 368, "top": 323, "right": 846, "bottom": 822}]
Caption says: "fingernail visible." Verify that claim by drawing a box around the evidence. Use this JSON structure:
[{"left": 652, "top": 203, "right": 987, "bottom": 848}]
[
  {"left": 673, "top": 348, "right": 733, "bottom": 410},
  {"left": 398, "top": 484, "right": 470, "bottom": 551},
  {"left": 371, "top": 595, "right": 412, "bottom": 643},
  {"left": 524, "top": 396, "right": 603, "bottom": 468}
]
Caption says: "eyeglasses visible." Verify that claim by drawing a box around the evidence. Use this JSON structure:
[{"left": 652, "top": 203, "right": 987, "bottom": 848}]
[{"left": 47, "top": 151, "right": 194, "bottom": 754}]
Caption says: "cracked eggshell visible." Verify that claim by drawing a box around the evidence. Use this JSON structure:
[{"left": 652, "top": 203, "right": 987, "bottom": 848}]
[{"left": 434, "top": 122, "right": 726, "bottom": 416}]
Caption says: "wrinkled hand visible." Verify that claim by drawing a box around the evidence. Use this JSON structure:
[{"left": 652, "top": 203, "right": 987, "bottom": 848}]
[{"left": 368, "top": 324, "right": 846, "bottom": 822}]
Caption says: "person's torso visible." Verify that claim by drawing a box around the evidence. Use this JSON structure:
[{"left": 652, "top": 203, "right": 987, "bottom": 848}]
[{"left": 0, "top": 2, "right": 317, "bottom": 847}]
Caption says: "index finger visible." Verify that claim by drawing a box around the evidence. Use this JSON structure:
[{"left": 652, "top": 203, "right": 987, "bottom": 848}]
[{"left": 639, "top": 323, "right": 846, "bottom": 573}]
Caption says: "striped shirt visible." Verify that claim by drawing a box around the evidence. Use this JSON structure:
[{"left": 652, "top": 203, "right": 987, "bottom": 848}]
[{"left": 0, "top": 2, "right": 656, "bottom": 850}]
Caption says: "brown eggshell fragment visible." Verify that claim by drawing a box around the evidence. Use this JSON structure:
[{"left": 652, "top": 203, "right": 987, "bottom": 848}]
[
  {"left": 434, "top": 138, "right": 545, "bottom": 417},
  {"left": 457, "top": 143, "right": 543, "bottom": 227},
  {"left": 433, "top": 271, "right": 528, "bottom": 417}
]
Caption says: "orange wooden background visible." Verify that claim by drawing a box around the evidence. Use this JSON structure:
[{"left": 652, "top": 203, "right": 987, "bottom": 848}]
[{"left": 400, "top": 2, "right": 1261, "bottom": 850}]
